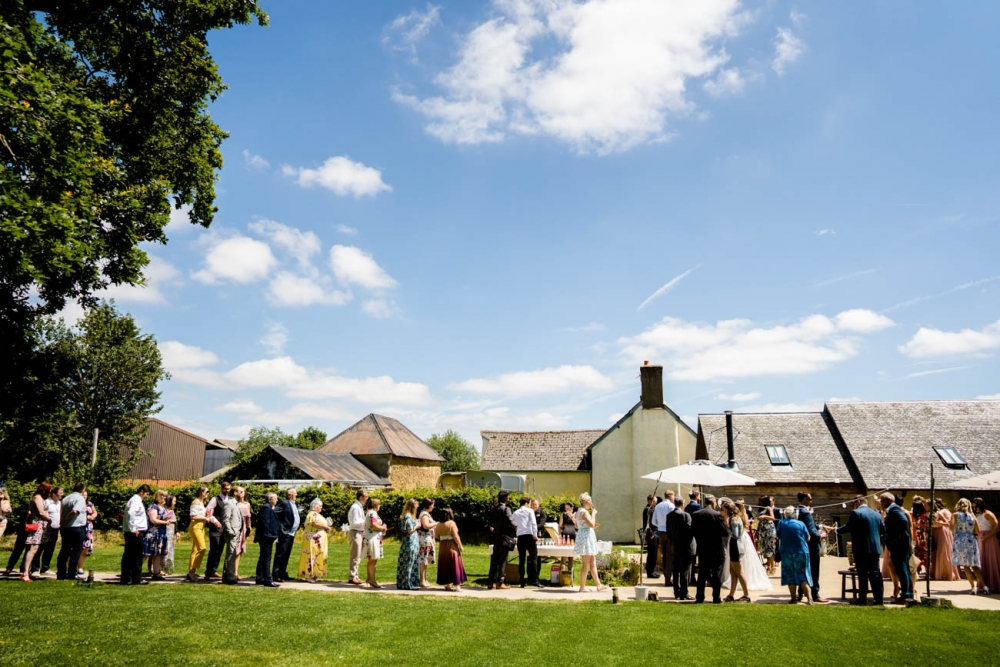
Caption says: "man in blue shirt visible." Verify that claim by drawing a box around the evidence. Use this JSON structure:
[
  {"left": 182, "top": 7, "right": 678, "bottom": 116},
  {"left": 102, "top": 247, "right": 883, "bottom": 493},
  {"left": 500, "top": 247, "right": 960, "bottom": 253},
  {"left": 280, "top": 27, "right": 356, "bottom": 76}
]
[{"left": 651, "top": 490, "right": 676, "bottom": 586}]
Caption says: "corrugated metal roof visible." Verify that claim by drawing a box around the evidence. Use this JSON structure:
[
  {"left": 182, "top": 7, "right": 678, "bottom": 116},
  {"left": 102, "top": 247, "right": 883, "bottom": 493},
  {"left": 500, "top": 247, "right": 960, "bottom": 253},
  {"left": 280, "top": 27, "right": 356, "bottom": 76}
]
[
  {"left": 125, "top": 418, "right": 211, "bottom": 482},
  {"left": 319, "top": 414, "right": 444, "bottom": 462},
  {"left": 270, "top": 446, "right": 391, "bottom": 485},
  {"left": 211, "top": 438, "right": 240, "bottom": 451}
]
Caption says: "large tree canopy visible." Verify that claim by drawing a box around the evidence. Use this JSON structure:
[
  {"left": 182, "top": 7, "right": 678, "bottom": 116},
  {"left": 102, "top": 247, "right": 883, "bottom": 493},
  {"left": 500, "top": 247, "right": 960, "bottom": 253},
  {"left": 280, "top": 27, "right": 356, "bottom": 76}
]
[{"left": 427, "top": 430, "right": 481, "bottom": 472}]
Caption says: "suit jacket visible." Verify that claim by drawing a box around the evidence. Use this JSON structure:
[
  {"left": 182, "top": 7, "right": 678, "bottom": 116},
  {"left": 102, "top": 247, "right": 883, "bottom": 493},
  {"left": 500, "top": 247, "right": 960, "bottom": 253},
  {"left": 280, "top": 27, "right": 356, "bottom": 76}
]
[
  {"left": 836, "top": 505, "right": 884, "bottom": 557},
  {"left": 255, "top": 504, "right": 280, "bottom": 543},
  {"left": 274, "top": 499, "right": 299, "bottom": 535},
  {"left": 221, "top": 498, "right": 243, "bottom": 538},
  {"left": 797, "top": 505, "right": 822, "bottom": 548},
  {"left": 691, "top": 506, "right": 729, "bottom": 563},
  {"left": 205, "top": 493, "right": 229, "bottom": 536},
  {"left": 666, "top": 507, "right": 695, "bottom": 555},
  {"left": 534, "top": 508, "right": 548, "bottom": 538},
  {"left": 685, "top": 501, "right": 702, "bottom": 515},
  {"left": 884, "top": 504, "right": 912, "bottom": 552},
  {"left": 489, "top": 503, "right": 516, "bottom": 546}
]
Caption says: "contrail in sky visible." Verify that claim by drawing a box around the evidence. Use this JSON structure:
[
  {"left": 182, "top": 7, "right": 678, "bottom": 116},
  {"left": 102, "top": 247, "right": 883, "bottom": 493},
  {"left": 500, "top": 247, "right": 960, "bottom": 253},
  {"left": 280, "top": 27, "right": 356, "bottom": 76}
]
[{"left": 638, "top": 266, "right": 698, "bottom": 312}]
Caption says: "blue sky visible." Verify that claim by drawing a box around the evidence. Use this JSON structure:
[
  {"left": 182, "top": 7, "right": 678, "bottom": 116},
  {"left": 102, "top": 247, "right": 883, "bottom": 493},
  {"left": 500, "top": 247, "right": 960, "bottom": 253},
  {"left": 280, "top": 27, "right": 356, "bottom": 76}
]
[{"left": 83, "top": 1, "right": 1000, "bottom": 447}]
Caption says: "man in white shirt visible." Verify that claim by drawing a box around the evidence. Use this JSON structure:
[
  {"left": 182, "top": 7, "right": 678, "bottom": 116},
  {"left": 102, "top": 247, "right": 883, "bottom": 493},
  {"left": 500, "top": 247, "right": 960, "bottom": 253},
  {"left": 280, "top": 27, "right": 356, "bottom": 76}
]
[
  {"left": 513, "top": 496, "right": 540, "bottom": 588},
  {"left": 203, "top": 480, "right": 231, "bottom": 580},
  {"left": 652, "top": 490, "right": 676, "bottom": 587},
  {"left": 38, "top": 486, "right": 64, "bottom": 574},
  {"left": 272, "top": 487, "right": 300, "bottom": 582},
  {"left": 347, "top": 490, "right": 368, "bottom": 585},
  {"left": 57, "top": 483, "right": 88, "bottom": 580},
  {"left": 120, "top": 484, "right": 151, "bottom": 585}
]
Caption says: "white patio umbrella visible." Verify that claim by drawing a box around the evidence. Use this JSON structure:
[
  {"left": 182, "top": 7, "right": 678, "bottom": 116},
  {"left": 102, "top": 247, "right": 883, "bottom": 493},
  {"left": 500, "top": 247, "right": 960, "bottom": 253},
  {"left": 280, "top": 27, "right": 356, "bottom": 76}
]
[
  {"left": 641, "top": 460, "right": 756, "bottom": 487},
  {"left": 949, "top": 470, "right": 1000, "bottom": 490}
]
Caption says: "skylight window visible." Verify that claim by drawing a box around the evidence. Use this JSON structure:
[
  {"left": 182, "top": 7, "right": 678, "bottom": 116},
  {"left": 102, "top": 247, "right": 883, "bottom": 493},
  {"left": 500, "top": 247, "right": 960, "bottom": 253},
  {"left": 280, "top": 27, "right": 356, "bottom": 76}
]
[
  {"left": 765, "top": 445, "right": 790, "bottom": 466},
  {"left": 934, "top": 446, "right": 967, "bottom": 468}
]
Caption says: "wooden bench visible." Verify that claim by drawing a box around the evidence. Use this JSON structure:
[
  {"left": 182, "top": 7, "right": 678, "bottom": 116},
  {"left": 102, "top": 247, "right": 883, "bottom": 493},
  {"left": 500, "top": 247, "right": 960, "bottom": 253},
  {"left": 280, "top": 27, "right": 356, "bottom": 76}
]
[{"left": 839, "top": 569, "right": 860, "bottom": 600}]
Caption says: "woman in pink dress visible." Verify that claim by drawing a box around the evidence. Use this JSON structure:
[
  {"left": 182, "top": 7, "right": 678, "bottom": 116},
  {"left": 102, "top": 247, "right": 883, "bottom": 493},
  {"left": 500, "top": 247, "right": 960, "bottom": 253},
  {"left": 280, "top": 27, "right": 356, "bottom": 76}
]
[
  {"left": 232, "top": 486, "right": 252, "bottom": 581},
  {"left": 932, "top": 499, "right": 961, "bottom": 581},
  {"left": 973, "top": 498, "right": 1000, "bottom": 592}
]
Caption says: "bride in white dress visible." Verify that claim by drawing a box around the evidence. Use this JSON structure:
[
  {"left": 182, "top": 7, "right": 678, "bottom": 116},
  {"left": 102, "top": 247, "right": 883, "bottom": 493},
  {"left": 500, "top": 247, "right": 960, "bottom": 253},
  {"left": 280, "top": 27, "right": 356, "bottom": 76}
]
[{"left": 722, "top": 501, "right": 772, "bottom": 591}]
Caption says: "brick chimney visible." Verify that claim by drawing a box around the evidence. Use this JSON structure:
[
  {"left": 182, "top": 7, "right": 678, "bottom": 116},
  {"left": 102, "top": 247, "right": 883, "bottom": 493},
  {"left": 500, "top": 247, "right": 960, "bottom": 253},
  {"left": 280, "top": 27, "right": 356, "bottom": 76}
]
[{"left": 639, "top": 361, "right": 663, "bottom": 410}]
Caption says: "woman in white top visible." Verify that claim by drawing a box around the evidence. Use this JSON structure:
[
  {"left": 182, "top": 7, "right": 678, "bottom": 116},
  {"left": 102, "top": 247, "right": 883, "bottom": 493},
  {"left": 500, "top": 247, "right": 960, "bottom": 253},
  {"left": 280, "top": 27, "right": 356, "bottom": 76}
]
[
  {"left": 722, "top": 500, "right": 750, "bottom": 602},
  {"left": 573, "top": 493, "right": 605, "bottom": 592},
  {"left": 363, "top": 497, "right": 388, "bottom": 588},
  {"left": 186, "top": 486, "right": 210, "bottom": 582}
]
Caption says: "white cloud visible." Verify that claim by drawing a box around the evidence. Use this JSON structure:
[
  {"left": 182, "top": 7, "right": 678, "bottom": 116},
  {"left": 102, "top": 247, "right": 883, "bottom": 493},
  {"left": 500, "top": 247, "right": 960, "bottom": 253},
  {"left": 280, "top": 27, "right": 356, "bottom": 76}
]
[
  {"left": 329, "top": 245, "right": 398, "bottom": 290},
  {"left": 834, "top": 309, "right": 895, "bottom": 333},
  {"left": 772, "top": 26, "right": 805, "bottom": 76},
  {"left": 638, "top": 266, "right": 698, "bottom": 311},
  {"left": 163, "top": 204, "right": 193, "bottom": 237},
  {"left": 56, "top": 299, "right": 88, "bottom": 325},
  {"left": 899, "top": 319, "right": 1000, "bottom": 358},
  {"left": 362, "top": 299, "right": 399, "bottom": 319},
  {"left": 242, "top": 150, "right": 270, "bottom": 170},
  {"left": 704, "top": 68, "right": 745, "bottom": 97},
  {"left": 248, "top": 219, "right": 320, "bottom": 270},
  {"left": 159, "top": 341, "right": 220, "bottom": 369},
  {"left": 448, "top": 365, "right": 614, "bottom": 398},
  {"left": 396, "top": 0, "right": 748, "bottom": 154},
  {"left": 717, "top": 392, "right": 761, "bottom": 401},
  {"left": 608, "top": 413, "right": 625, "bottom": 423},
  {"left": 260, "top": 322, "right": 289, "bottom": 356},
  {"left": 619, "top": 309, "right": 891, "bottom": 381},
  {"left": 789, "top": 9, "right": 807, "bottom": 27},
  {"left": 978, "top": 393, "right": 1000, "bottom": 400},
  {"left": 101, "top": 256, "right": 181, "bottom": 304},
  {"left": 563, "top": 322, "right": 605, "bottom": 332},
  {"left": 283, "top": 156, "right": 392, "bottom": 198},
  {"left": 815, "top": 228, "right": 836, "bottom": 236},
  {"left": 903, "top": 365, "right": 973, "bottom": 379},
  {"left": 266, "top": 272, "right": 350, "bottom": 307},
  {"left": 383, "top": 3, "right": 441, "bottom": 54},
  {"left": 336, "top": 224, "right": 359, "bottom": 236},
  {"left": 193, "top": 234, "right": 278, "bottom": 284},
  {"left": 217, "top": 399, "right": 262, "bottom": 414}
]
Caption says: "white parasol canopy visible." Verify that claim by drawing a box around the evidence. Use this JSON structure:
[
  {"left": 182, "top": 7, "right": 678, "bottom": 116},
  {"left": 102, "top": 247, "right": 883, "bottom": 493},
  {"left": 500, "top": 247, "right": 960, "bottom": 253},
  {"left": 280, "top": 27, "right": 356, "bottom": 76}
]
[
  {"left": 949, "top": 470, "right": 1000, "bottom": 490},
  {"left": 641, "top": 460, "right": 756, "bottom": 487}
]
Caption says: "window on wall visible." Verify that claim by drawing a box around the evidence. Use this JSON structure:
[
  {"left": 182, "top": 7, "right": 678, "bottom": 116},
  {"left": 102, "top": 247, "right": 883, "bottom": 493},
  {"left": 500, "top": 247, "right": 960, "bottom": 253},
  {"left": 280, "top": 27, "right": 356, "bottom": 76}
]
[
  {"left": 934, "top": 446, "right": 968, "bottom": 468},
  {"left": 765, "top": 445, "right": 791, "bottom": 465}
]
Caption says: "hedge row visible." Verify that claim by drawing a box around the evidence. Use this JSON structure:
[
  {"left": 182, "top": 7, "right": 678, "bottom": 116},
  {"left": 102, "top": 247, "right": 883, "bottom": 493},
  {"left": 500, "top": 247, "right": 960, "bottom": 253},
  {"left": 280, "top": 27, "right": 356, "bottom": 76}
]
[{"left": 3, "top": 480, "right": 581, "bottom": 543}]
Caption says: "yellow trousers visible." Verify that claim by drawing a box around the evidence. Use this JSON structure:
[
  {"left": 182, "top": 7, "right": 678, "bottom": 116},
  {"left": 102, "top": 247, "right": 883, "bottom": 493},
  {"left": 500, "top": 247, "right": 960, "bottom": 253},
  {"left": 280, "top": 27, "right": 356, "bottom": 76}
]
[{"left": 188, "top": 523, "right": 206, "bottom": 573}]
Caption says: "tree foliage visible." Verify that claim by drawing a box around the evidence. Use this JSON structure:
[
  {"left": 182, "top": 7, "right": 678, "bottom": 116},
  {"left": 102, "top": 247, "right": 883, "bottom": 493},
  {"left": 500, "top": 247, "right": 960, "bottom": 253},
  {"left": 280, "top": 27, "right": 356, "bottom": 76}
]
[
  {"left": 427, "top": 430, "right": 481, "bottom": 472},
  {"left": 294, "top": 426, "right": 328, "bottom": 450},
  {"left": 230, "top": 425, "right": 329, "bottom": 469},
  {"left": 1, "top": 302, "right": 168, "bottom": 484}
]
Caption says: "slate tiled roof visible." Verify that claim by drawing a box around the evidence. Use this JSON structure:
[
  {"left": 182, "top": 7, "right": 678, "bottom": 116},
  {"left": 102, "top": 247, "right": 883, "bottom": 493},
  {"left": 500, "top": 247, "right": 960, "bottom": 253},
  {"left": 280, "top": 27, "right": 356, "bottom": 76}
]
[
  {"left": 319, "top": 414, "right": 444, "bottom": 462},
  {"left": 825, "top": 401, "right": 1000, "bottom": 490},
  {"left": 696, "top": 412, "right": 858, "bottom": 484},
  {"left": 481, "top": 430, "right": 605, "bottom": 471}
]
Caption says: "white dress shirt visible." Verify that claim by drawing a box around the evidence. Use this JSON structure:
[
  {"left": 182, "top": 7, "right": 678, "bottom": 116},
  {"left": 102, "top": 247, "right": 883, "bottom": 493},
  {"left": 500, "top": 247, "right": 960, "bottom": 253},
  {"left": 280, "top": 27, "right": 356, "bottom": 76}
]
[
  {"left": 46, "top": 498, "right": 62, "bottom": 529},
  {"left": 348, "top": 501, "right": 365, "bottom": 532},
  {"left": 651, "top": 499, "right": 675, "bottom": 532},
  {"left": 123, "top": 494, "right": 148, "bottom": 533},
  {"left": 62, "top": 492, "right": 87, "bottom": 528},
  {"left": 513, "top": 505, "right": 537, "bottom": 537}
]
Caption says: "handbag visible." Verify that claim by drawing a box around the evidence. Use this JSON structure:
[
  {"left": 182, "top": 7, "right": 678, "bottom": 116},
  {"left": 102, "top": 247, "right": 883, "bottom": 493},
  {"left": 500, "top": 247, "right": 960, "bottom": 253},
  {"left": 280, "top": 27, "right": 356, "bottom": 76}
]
[
  {"left": 502, "top": 534, "right": 517, "bottom": 550},
  {"left": 25, "top": 522, "right": 40, "bottom": 533}
]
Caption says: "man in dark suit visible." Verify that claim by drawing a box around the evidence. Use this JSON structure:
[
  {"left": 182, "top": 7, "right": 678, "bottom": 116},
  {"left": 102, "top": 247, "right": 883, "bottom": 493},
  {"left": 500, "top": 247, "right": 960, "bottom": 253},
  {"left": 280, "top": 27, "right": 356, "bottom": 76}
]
[
  {"left": 666, "top": 497, "right": 695, "bottom": 600},
  {"left": 691, "top": 495, "right": 729, "bottom": 603},
  {"left": 835, "top": 496, "right": 885, "bottom": 605},
  {"left": 255, "top": 492, "right": 281, "bottom": 587},
  {"left": 685, "top": 490, "right": 702, "bottom": 515},
  {"left": 532, "top": 498, "right": 547, "bottom": 583},
  {"left": 488, "top": 490, "right": 517, "bottom": 590},
  {"left": 797, "top": 492, "right": 829, "bottom": 603},
  {"left": 880, "top": 492, "right": 914, "bottom": 602},
  {"left": 272, "top": 487, "right": 300, "bottom": 582}
]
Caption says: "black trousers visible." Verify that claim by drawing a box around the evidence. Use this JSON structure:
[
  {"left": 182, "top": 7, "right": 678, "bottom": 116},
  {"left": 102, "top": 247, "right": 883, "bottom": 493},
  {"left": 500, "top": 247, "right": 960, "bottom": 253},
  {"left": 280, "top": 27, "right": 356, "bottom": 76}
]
[
  {"left": 272, "top": 533, "right": 295, "bottom": 581},
  {"left": 809, "top": 543, "right": 821, "bottom": 597},
  {"left": 489, "top": 543, "right": 510, "bottom": 585},
  {"left": 658, "top": 532, "right": 673, "bottom": 584},
  {"left": 644, "top": 532, "right": 658, "bottom": 577},
  {"left": 5, "top": 528, "right": 27, "bottom": 572},
  {"left": 120, "top": 531, "right": 145, "bottom": 584},
  {"left": 854, "top": 551, "right": 884, "bottom": 604},
  {"left": 39, "top": 533, "right": 58, "bottom": 571},
  {"left": 517, "top": 535, "right": 538, "bottom": 585},
  {"left": 890, "top": 545, "right": 914, "bottom": 600},
  {"left": 696, "top": 557, "right": 724, "bottom": 603},
  {"left": 57, "top": 525, "right": 86, "bottom": 579},
  {"left": 255, "top": 539, "right": 275, "bottom": 584},
  {"left": 673, "top": 547, "right": 692, "bottom": 599},
  {"left": 205, "top": 529, "right": 225, "bottom": 577}
]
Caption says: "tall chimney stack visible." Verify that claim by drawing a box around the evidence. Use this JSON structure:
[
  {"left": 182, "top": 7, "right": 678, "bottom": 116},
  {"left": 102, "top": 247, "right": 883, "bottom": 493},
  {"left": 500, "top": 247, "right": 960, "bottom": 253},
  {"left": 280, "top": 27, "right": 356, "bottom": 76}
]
[
  {"left": 640, "top": 361, "right": 663, "bottom": 410},
  {"left": 724, "top": 410, "right": 738, "bottom": 469}
]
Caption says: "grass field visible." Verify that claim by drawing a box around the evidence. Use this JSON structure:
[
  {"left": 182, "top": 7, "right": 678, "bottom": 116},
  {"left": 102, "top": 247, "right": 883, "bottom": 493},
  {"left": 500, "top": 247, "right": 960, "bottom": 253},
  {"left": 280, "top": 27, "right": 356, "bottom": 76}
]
[{"left": 0, "top": 579, "right": 995, "bottom": 666}]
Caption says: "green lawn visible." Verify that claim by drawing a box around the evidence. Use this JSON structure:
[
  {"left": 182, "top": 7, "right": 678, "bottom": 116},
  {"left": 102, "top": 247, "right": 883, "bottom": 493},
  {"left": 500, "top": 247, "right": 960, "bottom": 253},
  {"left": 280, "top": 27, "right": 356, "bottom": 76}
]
[{"left": 0, "top": 580, "right": 995, "bottom": 666}]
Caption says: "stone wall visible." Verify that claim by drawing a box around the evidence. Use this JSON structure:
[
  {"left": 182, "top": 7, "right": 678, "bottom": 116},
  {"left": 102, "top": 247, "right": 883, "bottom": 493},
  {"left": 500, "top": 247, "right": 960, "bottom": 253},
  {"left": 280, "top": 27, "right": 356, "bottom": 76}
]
[{"left": 388, "top": 456, "right": 441, "bottom": 490}]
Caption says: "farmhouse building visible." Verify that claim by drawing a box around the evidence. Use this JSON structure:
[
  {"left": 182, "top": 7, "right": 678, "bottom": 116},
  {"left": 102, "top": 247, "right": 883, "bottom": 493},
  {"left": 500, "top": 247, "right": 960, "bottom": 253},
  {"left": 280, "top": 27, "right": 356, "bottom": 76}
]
[{"left": 480, "top": 429, "right": 603, "bottom": 497}]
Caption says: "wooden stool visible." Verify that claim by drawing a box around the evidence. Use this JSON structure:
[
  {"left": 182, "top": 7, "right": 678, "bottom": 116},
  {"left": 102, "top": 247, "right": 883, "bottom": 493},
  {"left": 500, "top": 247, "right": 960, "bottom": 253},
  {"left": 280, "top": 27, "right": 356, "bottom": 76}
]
[{"left": 839, "top": 569, "right": 859, "bottom": 600}]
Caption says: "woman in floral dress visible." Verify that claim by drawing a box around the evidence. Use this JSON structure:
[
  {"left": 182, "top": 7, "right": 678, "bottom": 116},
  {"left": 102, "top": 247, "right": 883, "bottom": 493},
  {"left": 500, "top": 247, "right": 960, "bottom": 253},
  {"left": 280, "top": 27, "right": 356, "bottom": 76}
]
[
  {"left": 77, "top": 492, "right": 97, "bottom": 577},
  {"left": 143, "top": 490, "right": 171, "bottom": 579},
  {"left": 756, "top": 495, "right": 778, "bottom": 575},
  {"left": 574, "top": 492, "right": 605, "bottom": 593},
  {"left": 297, "top": 498, "right": 331, "bottom": 582},
  {"left": 416, "top": 497, "right": 438, "bottom": 587},
  {"left": 952, "top": 498, "right": 986, "bottom": 594},
  {"left": 396, "top": 499, "right": 421, "bottom": 590},
  {"left": 911, "top": 496, "right": 930, "bottom": 576},
  {"left": 363, "top": 498, "right": 388, "bottom": 587},
  {"left": 162, "top": 495, "right": 178, "bottom": 575}
]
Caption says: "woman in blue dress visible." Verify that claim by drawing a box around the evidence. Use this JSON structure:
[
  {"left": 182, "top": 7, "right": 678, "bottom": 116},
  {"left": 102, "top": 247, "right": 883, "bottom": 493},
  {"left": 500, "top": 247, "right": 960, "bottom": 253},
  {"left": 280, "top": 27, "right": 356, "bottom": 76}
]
[
  {"left": 142, "top": 490, "right": 171, "bottom": 580},
  {"left": 952, "top": 498, "right": 986, "bottom": 594},
  {"left": 396, "top": 499, "right": 421, "bottom": 590},
  {"left": 574, "top": 493, "right": 605, "bottom": 593}
]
